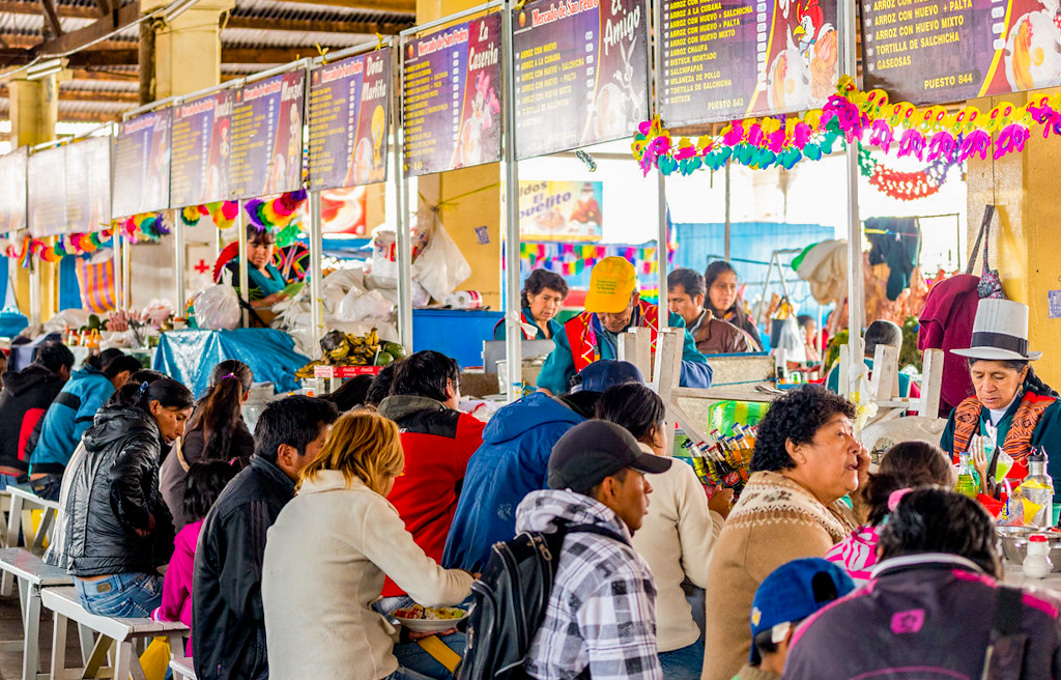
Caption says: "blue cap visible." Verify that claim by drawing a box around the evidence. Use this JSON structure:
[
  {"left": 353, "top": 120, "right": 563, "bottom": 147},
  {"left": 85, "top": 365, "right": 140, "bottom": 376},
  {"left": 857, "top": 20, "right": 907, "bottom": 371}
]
[
  {"left": 568, "top": 360, "right": 644, "bottom": 394},
  {"left": 748, "top": 558, "right": 855, "bottom": 664}
]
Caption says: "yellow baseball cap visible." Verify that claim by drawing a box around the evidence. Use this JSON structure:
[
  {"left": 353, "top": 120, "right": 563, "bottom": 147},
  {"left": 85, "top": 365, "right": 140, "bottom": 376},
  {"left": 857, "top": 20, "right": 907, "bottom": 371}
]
[{"left": 585, "top": 256, "right": 637, "bottom": 314}]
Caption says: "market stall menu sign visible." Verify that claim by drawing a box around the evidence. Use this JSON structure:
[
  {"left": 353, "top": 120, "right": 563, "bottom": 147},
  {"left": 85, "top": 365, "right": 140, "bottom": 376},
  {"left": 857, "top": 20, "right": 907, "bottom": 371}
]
[
  {"left": 660, "top": 0, "right": 840, "bottom": 125},
  {"left": 171, "top": 92, "right": 234, "bottom": 207},
  {"left": 230, "top": 71, "right": 306, "bottom": 200},
  {"left": 113, "top": 109, "right": 173, "bottom": 218},
  {"left": 861, "top": 0, "right": 1061, "bottom": 104},
  {"left": 27, "top": 147, "right": 66, "bottom": 238},
  {"left": 513, "top": 0, "right": 649, "bottom": 159},
  {"left": 403, "top": 14, "right": 502, "bottom": 176},
  {"left": 309, "top": 49, "right": 392, "bottom": 191},
  {"left": 0, "top": 148, "right": 28, "bottom": 236},
  {"left": 65, "top": 137, "right": 112, "bottom": 234}
]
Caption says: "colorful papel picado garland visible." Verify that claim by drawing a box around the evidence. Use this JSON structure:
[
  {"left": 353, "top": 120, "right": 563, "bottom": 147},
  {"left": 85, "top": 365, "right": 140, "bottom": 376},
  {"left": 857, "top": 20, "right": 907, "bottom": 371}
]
[
  {"left": 633, "top": 75, "right": 1061, "bottom": 178},
  {"left": 857, "top": 147, "right": 961, "bottom": 202},
  {"left": 179, "top": 191, "right": 308, "bottom": 247}
]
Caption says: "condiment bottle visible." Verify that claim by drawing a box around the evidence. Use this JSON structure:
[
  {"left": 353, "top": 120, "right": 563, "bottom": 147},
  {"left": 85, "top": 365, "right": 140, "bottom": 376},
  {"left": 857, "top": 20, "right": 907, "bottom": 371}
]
[
  {"left": 1021, "top": 448, "right": 1055, "bottom": 529},
  {"left": 1023, "top": 534, "right": 1053, "bottom": 579}
]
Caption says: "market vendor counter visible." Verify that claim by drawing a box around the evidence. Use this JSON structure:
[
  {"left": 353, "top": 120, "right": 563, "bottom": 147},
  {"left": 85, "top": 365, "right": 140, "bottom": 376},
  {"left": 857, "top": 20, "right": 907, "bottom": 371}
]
[{"left": 154, "top": 329, "right": 309, "bottom": 396}]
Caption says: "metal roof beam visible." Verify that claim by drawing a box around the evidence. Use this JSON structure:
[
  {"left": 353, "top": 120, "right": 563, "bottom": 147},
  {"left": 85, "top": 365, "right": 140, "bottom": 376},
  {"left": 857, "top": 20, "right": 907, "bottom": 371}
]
[
  {"left": 39, "top": 0, "right": 63, "bottom": 37},
  {"left": 64, "top": 44, "right": 319, "bottom": 66},
  {"left": 37, "top": 0, "right": 138, "bottom": 56},
  {"left": 225, "top": 14, "right": 411, "bottom": 35}
]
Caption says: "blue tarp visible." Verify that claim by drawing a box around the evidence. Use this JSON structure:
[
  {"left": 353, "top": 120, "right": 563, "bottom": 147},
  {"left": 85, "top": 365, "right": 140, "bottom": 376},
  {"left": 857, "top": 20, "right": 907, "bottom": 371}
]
[{"left": 154, "top": 328, "right": 309, "bottom": 396}]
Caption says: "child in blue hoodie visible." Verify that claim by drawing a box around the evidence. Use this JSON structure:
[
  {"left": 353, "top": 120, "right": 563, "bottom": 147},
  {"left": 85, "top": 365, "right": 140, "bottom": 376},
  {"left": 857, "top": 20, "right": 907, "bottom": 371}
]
[{"left": 27, "top": 354, "right": 142, "bottom": 499}]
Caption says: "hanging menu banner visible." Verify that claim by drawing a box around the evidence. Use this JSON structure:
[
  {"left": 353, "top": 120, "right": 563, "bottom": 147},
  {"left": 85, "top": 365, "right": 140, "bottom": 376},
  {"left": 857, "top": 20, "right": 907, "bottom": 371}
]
[
  {"left": 113, "top": 109, "right": 173, "bottom": 218},
  {"left": 0, "top": 148, "right": 28, "bottom": 236},
  {"left": 861, "top": 0, "right": 1061, "bottom": 104},
  {"left": 660, "top": 0, "right": 840, "bottom": 126},
  {"left": 65, "top": 137, "right": 112, "bottom": 234},
  {"left": 403, "top": 14, "right": 503, "bottom": 176},
  {"left": 513, "top": 0, "right": 649, "bottom": 159},
  {"left": 230, "top": 71, "right": 306, "bottom": 200},
  {"left": 28, "top": 147, "right": 67, "bottom": 238},
  {"left": 308, "top": 49, "right": 392, "bottom": 191},
  {"left": 171, "top": 92, "right": 234, "bottom": 207}
]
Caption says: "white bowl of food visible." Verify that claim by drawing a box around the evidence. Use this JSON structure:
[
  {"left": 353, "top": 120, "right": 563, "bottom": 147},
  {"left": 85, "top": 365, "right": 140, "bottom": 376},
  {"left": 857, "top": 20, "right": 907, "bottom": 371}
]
[{"left": 392, "top": 604, "right": 468, "bottom": 633}]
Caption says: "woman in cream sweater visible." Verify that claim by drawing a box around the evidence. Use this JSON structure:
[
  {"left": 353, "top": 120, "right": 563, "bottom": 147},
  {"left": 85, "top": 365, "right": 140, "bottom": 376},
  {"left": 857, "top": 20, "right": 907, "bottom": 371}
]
[
  {"left": 596, "top": 383, "right": 732, "bottom": 680},
  {"left": 702, "top": 385, "right": 868, "bottom": 680},
  {"left": 262, "top": 410, "right": 474, "bottom": 680}
]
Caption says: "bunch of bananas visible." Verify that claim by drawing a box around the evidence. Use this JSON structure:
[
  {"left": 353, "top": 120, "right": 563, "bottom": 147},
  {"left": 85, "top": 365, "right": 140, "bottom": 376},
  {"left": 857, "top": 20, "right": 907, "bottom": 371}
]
[{"left": 295, "top": 328, "right": 407, "bottom": 379}]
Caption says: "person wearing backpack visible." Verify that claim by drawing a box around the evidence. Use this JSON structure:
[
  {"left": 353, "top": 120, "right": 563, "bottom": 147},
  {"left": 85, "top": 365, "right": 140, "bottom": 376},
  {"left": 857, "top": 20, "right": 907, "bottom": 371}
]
[
  {"left": 512, "top": 420, "right": 671, "bottom": 680},
  {"left": 443, "top": 360, "right": 645, "bottom": 572}
]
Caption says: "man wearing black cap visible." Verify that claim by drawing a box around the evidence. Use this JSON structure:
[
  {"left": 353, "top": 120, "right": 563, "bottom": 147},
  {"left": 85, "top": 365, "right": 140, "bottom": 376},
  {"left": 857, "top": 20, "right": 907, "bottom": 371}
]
[
  {"left": 517, "top": 420, "right": 671, "bottom": 680},
  {"left": 443, "top": 360, "right": 645, "bottom": 572}
]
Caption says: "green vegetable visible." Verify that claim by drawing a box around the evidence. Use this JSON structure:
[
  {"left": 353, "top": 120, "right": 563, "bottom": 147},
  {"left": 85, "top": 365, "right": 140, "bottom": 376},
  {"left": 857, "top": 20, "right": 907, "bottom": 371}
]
[{"left": 384, "top": 342, "right": 406, "bottom": 360}]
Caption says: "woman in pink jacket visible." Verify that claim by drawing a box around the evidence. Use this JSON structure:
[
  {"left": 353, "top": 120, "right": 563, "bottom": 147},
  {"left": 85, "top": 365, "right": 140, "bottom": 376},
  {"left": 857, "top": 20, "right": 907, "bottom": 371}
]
[{"left": 153, "top": 460, "right": 238, "bottom": 656}]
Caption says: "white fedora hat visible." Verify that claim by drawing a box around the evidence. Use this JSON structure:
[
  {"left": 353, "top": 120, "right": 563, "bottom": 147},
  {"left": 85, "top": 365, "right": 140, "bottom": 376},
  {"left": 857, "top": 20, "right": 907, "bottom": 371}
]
[{"left": 951, "top": 298, "right": 1042, "bottom": 362}]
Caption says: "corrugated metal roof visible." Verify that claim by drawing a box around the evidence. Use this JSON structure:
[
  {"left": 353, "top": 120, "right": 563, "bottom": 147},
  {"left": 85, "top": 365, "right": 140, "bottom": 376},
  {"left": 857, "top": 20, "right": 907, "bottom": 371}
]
[{"left": 221, "top": 27, "right": 373, "bottom": 49}]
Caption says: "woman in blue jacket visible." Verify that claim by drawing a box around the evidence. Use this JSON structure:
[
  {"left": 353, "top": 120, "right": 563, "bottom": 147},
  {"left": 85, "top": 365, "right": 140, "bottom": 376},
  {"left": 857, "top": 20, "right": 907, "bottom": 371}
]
[{"left": 493, "top": 269, "right": 568, "bottom": 340}]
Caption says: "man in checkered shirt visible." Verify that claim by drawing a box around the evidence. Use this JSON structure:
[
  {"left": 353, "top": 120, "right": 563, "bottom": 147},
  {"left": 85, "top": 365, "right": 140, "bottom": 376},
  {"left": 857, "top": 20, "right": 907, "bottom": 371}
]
[{"left": 515, "top": 420, "right": 671, "bottom": 680}]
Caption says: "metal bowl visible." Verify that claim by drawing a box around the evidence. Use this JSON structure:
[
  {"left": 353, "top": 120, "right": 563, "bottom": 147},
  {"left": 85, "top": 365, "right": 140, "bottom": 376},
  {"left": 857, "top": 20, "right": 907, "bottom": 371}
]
[{"left": 997, "top": 526, "right": 1061, "bottom": 572}]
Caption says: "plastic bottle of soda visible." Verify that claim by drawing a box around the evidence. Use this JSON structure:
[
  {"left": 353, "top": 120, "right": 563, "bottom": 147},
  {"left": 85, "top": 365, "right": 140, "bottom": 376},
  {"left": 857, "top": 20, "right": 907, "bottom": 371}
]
[{"left": 954, "top": 452, "right": 979, "bottom": 499}]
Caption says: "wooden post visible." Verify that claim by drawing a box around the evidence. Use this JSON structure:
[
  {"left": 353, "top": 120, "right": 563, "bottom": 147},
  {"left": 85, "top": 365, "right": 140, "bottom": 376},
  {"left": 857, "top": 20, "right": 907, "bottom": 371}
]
[
  {"left": 138, "top": 20, "right": 157, "bottom": 106},
  {"left": 872, "top": 344, "right": 899, "bottom": 401},
  {"left": 919, "top": 348, "right": 944, "bottom": 417}
]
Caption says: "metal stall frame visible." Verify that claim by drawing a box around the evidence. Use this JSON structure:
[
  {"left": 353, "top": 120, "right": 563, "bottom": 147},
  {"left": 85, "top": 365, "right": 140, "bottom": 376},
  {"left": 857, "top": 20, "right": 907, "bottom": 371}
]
[
  {"left": 838, "top": 0, "right": 865, "bottom": 403},
  {"left": 304, "top": 38, "right": 395, "bottom": 359},
  {"left": 397, "top": 0, "right": 505, "bottom": 364}
]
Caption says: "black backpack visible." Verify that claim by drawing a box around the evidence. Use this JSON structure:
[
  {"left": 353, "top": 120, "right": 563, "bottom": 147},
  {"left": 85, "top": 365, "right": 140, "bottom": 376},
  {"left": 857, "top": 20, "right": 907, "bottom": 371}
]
[{"left": 457, "top": 523, "right": 623, "bottom": 680}]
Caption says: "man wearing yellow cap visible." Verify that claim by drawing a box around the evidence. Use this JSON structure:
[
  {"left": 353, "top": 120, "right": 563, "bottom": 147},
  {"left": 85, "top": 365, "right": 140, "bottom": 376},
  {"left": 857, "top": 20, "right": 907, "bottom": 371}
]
[{"left": 536, "top": 257, "right": 713, "bottom": 395}]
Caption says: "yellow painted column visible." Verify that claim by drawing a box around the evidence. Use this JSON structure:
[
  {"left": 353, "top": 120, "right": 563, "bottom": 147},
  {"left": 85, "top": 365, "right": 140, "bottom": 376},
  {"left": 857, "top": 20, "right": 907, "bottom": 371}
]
[
  {"left": 142, "top": 0, "right": 234, "bottom": 99},
  {"left": 415, "top": 0, "right": 504, "bottom": 308},
  {"left": 967, "top": 89, "right": 1061, "bottom": 389},
  {"left": 8, "top": 73, "right": 60, "bottom": 324}
]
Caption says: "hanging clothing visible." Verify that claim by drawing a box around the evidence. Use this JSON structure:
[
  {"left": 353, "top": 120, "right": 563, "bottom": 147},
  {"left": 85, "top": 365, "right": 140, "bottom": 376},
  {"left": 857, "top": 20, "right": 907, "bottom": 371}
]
[
  {"left": 492, "top": 308, "right": 561, "bottom": 341},
  {"left": 865, "top": 217, "right": 921, "bottom": 301},
  {"left": 918, "top": 274, "right": 979, "bottom": 417}
]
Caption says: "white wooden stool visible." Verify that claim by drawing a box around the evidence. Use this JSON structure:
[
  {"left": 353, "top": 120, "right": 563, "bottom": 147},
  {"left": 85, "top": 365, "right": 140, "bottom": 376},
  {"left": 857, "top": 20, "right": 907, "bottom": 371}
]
[{"left": 42, "top": 586, "right": 188, "bottom": 680}]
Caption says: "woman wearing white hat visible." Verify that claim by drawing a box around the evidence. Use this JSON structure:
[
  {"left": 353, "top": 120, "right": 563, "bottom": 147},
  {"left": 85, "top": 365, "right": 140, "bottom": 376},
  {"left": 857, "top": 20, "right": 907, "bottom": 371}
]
[{"left": 940, "top": 299, "right": 1061, "bottom": 492}]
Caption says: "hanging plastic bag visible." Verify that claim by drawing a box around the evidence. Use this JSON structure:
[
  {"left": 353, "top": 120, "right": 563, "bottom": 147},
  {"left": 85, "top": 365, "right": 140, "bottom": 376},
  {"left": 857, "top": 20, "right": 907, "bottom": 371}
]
[
  {"left": 371, "top": 228, "right": 399, "bottom": 288},
  {"left": 139, "top": 636, "right": 171, "bottom": 680},
  {"left": 335, "top": 288, "right": 395, "bottom": 322},
  {"left": 196, "top": 284, "right": 242, "bottom": 330},
  {"left": 413, "top": 220, "right": 471, "bottom": 302}
]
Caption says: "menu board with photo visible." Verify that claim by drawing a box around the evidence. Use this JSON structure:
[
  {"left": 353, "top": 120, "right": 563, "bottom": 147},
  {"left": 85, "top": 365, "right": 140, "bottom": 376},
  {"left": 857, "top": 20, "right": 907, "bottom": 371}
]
[
  {"left": 861, "top": 0, "right": 1061, "bottom": 105},
  {"left": 520, "top": 180, "right": 603, "bottom": 240},
  {"left": 171, "top": 91, "right": 234, "bottom": 207},
  {"left": 230, "top": 71, "right": 306, "bottom": 200},
  {"left": 0, "top": 148, "right": 28, "bottom": 236},
  {"left": 113, "top": 109, "right": 173, "bottom": 218},
  {"left": 513, "top": 0, "right": 649, "bottom": 159},
  {"left": 308, "top": 49, "right": 392, "bottom": 191},
  {"left": 660, "top": 0, "right": 840, "bottom": 126},
  {"left": 65, "top": 137, "right": 112, "bottom": 234},
  {"left": 27, "top": 147, "right": 67, "bottom": 238},
  {"left": 403, "top": 14, "right": 502, "bottom": 176}
]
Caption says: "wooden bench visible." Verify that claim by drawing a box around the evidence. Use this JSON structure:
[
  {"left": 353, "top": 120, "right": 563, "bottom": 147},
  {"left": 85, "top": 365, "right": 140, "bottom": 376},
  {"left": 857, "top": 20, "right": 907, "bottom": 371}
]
[
  {"left": 169, "top": 657, "right": 197, "bottom": 680},
  {"left": 0, "top": 548, "right": 82, "bottom": 680},
  {"left": 42, "top": 586, "right": 188, "bottom": 680},
  {"left": 2, "top": 486, "right": 61, "bottom": 596}
]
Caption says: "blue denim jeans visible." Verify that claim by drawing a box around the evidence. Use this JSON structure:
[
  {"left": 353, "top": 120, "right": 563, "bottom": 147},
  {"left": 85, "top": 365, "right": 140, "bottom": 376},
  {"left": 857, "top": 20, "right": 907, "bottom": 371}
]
[
  {"left": 393, "top": 634, "right": 466, "bottom": 680},
  {"left": 74, "top": 572, "right": 163, "bottom": 618},
  {"left": 383, "top": 668, "right": 434, "bottom": 680},
  {"left": 658, "top": 639, "right": 705, "bottom": 680}
]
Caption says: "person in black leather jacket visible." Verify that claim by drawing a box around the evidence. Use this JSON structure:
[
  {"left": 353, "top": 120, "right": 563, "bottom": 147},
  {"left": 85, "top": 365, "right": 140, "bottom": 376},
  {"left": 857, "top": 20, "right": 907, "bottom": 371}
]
[
  {"left": 64, "top": 376, "right": 194, "bottom": 618},
  {"left": 193, "top": 395, "right": 338, "bottom": 680}
]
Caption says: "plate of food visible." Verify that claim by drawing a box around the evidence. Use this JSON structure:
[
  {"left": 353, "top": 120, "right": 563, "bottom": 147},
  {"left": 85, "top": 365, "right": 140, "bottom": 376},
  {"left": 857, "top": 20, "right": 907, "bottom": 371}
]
[{"left": 392, "top": 604, "right": 468, "bottom": 633}]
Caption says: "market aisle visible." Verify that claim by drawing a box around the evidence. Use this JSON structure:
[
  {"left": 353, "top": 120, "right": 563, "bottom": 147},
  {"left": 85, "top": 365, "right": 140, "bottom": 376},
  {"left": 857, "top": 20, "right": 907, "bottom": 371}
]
[{"left": 0, "top": 592, "right": 82, "bottom": 679}]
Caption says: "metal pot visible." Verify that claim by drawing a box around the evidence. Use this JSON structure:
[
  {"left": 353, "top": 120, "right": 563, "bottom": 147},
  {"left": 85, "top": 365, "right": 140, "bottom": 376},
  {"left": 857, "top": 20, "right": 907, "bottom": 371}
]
[{"left": 997, "top": 526, "right": 1061, "bottom": 572}]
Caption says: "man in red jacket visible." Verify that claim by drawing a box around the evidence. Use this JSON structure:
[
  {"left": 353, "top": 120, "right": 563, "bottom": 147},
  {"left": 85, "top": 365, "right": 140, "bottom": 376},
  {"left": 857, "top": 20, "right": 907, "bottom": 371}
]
[{"left": 377, "top": 350, "right": 485, "bottom": 605}]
